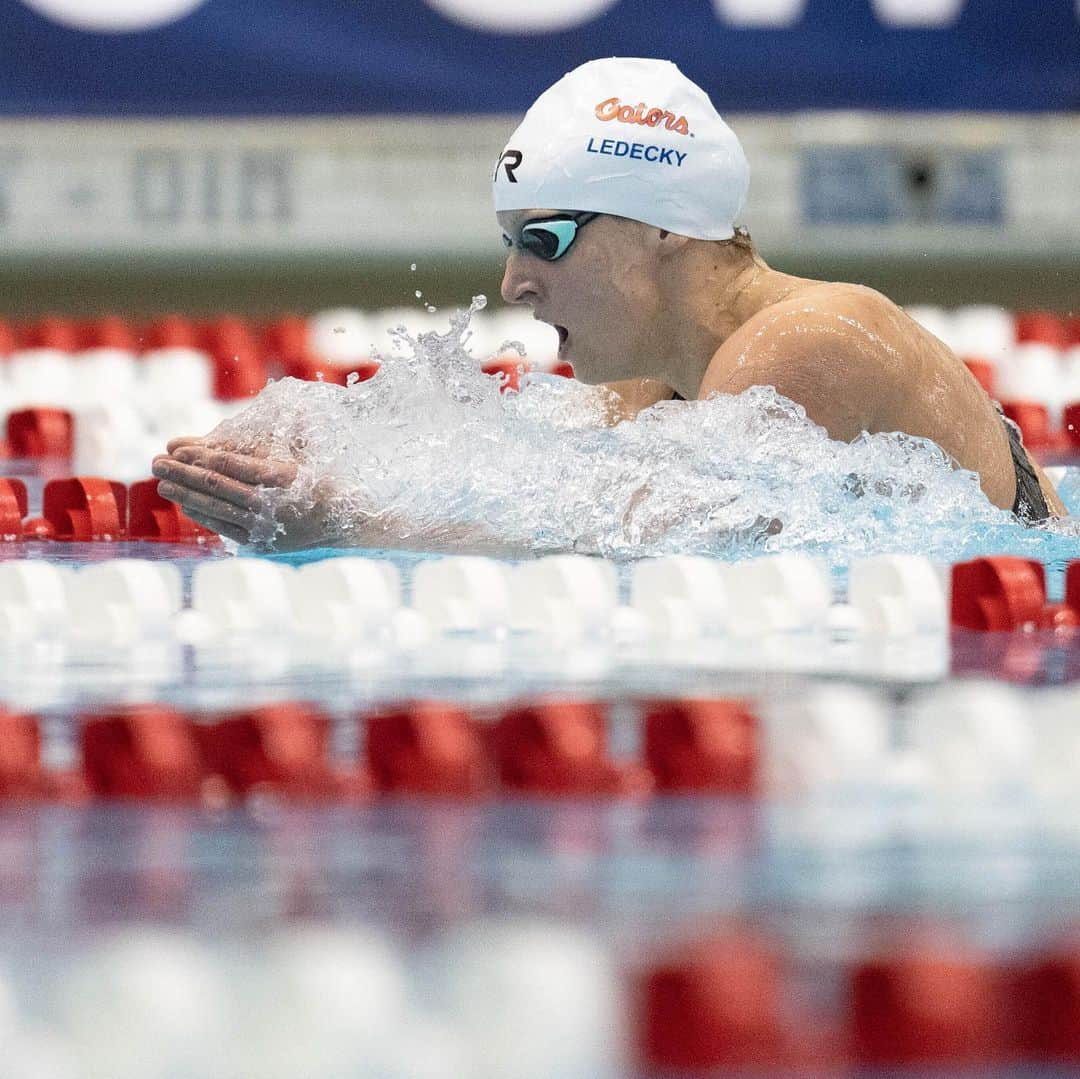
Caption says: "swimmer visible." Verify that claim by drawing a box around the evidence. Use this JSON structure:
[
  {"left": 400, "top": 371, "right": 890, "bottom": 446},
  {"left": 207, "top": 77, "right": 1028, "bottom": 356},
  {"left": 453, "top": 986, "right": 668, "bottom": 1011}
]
[{"left": 153, "top": 56, "right": 1064, "bottom": 548}]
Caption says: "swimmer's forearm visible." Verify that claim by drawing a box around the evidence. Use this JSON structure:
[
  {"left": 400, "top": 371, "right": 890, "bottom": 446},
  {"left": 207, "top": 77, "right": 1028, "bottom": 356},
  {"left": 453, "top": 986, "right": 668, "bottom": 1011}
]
[{"left": 332, "top": 511, "right": 538, "bottom": 559}]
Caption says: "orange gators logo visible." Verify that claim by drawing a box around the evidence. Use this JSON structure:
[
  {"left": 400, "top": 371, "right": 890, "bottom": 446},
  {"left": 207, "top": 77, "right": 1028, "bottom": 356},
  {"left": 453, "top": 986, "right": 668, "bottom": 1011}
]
[{"left": 594, "top": 97, "right": 691, "bottom": 136}]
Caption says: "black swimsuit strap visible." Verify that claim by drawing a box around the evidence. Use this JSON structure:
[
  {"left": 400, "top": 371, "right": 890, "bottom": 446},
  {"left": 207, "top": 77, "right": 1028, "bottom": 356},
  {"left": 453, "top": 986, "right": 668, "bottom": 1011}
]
[{"left": 995, "top": 405, "right": 1052, "bottom": 524}]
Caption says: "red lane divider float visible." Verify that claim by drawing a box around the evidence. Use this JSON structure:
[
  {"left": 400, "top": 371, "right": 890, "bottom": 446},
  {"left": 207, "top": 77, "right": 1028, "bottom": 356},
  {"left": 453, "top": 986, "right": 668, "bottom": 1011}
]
[
  {"left": 0, "top": 478, "right": 27, "bottom": 540},
  {"left": 637, "top": 928, "right": 786, "bottom": 1072},
  {"left": 849, "top": 937, "right": 1006, "bottom": 1068},
  {"left": 1016, "top": 310, "right": 1071, "bottom": 349},
  {"left": 634, "top": 919, "right": 1080, "bottom": 1075},
  {"left": 643, "top": 698, "right": 758, "bottom": 795},
  {"left": 41, "top": 477, "right": 127, "bottom": 541},
  {"left": 635, "top": 926, "right": 841, "bottom": 1075},
  {"left": 6, "top": 407, "right": 73, "bottom": 458},
  {"left": 260, "top": 314, "right": 309, "bottom": 369},
  {"left": 127, "top": 478, "right": 218, "bottom": 542},
  {"left": 17, "top": 316, "right": 79, "bottom": 352},
  {"left": 196, "top": 703, "right": 368, "bottom": 802},
  {"left": 146, "top": 314, "right": 200, "bottom": 350},
  {"left": 950, "top": 556, "right": 1079, "bottom": 633},
  {"left": 365, "top": 702, "right": 490, "bottom": 797},
  {"left": 949, "top": 558, "right": 1080, "bottom": 682},
  {"left": 202, "top": 315, "right": 268, "bottom": 400},
  {"left": 0, "top": 697, "right": 763, "bottom": 804},
  {"left": 81, "top": 705, "right": 205, "bottom": 801},
  {"left": 76, "top": 314, "right": 139, "bottom": 352},
  {"left": 0, "top": 476, "right": 218, "bottom": 544},
  {"left": 493, "top": 700, "right": 649, "bottom": 796},
  {"left": 1011, "top": 940, "right": 1080, "bottom": 1060},
  {"left": 0, "top": 707, "right": 84, "bottom": 800},
  {"left": 951, "top": 557, "right": 1048, "bottom": 631},
  {"left": 0, "top": 318, "right": 15, "bottom": 357},
  {"left": 1063, "top": 402, "right": 1080, "bottom": 450}
]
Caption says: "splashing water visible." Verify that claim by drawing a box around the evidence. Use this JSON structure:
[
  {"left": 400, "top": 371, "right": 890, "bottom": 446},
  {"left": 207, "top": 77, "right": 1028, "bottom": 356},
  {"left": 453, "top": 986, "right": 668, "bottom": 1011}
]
[{"left": 205, "top": 299, "right": 1080, "bottom": 568}]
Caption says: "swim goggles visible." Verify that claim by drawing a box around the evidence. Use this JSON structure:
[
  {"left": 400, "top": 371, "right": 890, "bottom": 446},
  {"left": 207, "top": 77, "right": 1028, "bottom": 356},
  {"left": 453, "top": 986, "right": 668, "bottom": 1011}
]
[{"left": 502, "top": 211, "right": 599, "bottom": 261}]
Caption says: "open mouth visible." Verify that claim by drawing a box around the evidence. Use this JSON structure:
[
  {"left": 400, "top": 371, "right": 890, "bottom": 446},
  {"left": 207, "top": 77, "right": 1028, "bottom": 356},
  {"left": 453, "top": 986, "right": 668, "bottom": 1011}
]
[{"left": 555, "top": 325, "right": 569, "bottom": 351}]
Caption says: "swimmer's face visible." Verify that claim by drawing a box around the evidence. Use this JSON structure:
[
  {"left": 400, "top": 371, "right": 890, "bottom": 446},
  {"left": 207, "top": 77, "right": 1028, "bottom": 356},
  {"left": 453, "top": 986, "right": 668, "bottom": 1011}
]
[{"left": 498, "top": 209, "right": 664, "bottom": 384}]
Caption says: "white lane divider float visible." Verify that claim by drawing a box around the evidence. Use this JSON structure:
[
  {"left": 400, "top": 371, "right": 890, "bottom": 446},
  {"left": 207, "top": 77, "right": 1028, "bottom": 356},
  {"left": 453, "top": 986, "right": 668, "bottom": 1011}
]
[
  {"left": 289, "top": 557, "right": 402, "bottom": 638},
  {"left": 631, "top": 555, "right": 729, "bottom": 639},
  {"left": 432, "top": 920, "right": 624, "bottom": 1079},
  {"left": 723, "top": 552, "right": 832, "bottom": 636},
  {"left": 0, "top": 562, "right": 74, "bottom": 647},
  {"left": 187, "top": 560, "right": 295, "bottom": 641},
  {"left": 65, "top": 560, "right": 182, "bottom": 649},
  {"left": 759, "top": 683, "right": 893, "bottom": 799},
  {"left": 902, "top": 680, "right": 1034, "bottom": 798},
  {"left": 7, "top": 349, "right": 75, "bottom": 410},
  {"left": 510, "top": 554, "right": 619, "bottom": 637},
  {"left": 847, "top": 554, "right": 948, "bottom": 638},
  {"left": 413, "top": 556, "right": 512, "bottom": 633}
]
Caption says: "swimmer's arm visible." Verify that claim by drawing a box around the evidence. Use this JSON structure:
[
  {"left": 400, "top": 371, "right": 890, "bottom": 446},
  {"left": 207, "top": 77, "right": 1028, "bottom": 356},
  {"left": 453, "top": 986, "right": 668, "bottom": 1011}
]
[
  {"left": 698, "top": 312, "right": 1069, "bottom": 517},
  {"left": 152, "top": 438, "right": 776, "bottom": 555},
  {"left": 152, "top": 440, "right": 536, "bottom": 556}
]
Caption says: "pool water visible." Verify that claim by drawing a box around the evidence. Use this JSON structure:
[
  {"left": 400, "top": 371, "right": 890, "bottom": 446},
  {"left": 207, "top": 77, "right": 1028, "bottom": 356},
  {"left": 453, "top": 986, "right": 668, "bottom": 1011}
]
[
  {"left": 5, "top": 365, "right": 1080, "bottom": 1076},
  {"left": 1, "top": 461, "right": 1078, "bottom": 712},
  {"left": 190, "top": 310, "right": 1080, "bottom": 569}
]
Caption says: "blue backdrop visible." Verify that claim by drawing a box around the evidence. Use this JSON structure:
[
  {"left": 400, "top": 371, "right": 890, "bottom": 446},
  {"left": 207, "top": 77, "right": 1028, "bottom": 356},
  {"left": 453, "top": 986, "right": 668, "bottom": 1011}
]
[{"left": 1, "top": 0, "right": 1078, "bottom": 115}]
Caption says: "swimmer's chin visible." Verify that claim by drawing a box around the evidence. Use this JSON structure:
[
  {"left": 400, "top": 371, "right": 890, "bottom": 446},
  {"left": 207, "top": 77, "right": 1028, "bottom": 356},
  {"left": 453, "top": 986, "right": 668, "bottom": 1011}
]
[
  {"left": 551, "top": 324, "right": 601, "bottom": 379},
  {"left": 552, "top": 334, "right": 622, "bottom": 384}
]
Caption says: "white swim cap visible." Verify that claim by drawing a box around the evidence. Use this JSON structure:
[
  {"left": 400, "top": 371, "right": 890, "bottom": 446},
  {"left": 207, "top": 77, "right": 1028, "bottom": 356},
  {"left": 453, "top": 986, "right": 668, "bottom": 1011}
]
[{"left": 493, "top": 57, "right": 749, "bottom": 242}]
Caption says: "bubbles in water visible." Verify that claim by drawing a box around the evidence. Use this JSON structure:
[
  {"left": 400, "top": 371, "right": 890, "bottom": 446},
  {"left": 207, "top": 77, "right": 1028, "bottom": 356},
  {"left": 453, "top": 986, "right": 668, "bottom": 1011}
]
[{"left": 205, "top": 300, "right": 1078, "bottom": 565}]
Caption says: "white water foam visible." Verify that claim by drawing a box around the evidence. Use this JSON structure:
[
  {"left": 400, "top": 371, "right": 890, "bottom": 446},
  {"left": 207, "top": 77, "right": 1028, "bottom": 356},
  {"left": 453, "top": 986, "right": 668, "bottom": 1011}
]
[{"left": 204, "top": 300, "right": 1079, "bottom": 567}]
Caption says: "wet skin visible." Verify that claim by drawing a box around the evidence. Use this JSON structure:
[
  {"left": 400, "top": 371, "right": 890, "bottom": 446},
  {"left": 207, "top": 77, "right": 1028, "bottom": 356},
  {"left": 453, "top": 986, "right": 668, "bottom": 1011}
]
[
  {"left": 153, "top": 438, "right": 297, "bottom": 545},
  {"left": 499, "top": 209, "right": 1064, "bottom": 516},
  {"left": 153, "top": 212, "right": 1064, "bottom": 547}
]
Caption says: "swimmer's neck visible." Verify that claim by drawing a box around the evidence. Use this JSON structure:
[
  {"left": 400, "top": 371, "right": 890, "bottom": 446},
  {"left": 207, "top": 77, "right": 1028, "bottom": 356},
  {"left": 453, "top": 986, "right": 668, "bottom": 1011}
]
[{"left": 654, "top": 250, "right": 811, "bottom": 400}]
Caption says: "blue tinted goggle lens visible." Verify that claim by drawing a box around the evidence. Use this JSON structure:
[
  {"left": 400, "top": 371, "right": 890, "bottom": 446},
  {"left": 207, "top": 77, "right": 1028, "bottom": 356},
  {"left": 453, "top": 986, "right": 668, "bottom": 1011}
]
[{"left": 502, "top": 213, "right": 598, "bottom": 261}]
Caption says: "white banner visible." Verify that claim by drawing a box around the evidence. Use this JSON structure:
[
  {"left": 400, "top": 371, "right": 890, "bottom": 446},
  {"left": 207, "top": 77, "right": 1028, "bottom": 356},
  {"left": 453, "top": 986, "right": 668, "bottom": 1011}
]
[{"left": 0, "top": 115, "right": 1076, "bottom": 260}]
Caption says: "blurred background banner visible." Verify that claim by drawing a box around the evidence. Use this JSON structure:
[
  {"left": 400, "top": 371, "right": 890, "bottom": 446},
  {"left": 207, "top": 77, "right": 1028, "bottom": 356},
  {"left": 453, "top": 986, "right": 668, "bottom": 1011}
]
[
  {"left": 0, "top": 0, "right": 1077, "bottom": 314},
  {"left": 1, "top": 0, "right": 1078, "bottom": 115}
]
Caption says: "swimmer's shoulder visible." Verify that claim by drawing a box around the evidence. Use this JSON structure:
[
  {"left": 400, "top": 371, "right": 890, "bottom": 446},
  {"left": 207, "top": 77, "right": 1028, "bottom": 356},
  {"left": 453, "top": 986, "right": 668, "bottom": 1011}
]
[
  {"left": 705, "top": 281, "right": 906, "bottom": 372},
  {"left": 698, "top": 281, "right": 914, "bottom": 439},
  {"left": 752, "top": 281, "right": 914, "bottom": 342},
  {"left": 699, "top": 281, "right": 908, "bottom": 394}
]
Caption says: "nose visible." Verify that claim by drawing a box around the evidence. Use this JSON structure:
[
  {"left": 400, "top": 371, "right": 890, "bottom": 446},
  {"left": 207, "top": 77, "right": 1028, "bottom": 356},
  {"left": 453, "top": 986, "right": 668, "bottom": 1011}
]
[{"left": 500, "top": 253, "right": 542, "bottom": 307}]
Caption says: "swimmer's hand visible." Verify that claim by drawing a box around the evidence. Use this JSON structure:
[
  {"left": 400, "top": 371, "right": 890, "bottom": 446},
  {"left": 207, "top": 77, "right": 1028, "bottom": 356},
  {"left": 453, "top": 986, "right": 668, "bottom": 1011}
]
[
  {"left": 154, "top": 436, "right": 508, "bottom": 554},
  {"left": 153, "top": 436, "right": 329, "bottom": 550}
]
